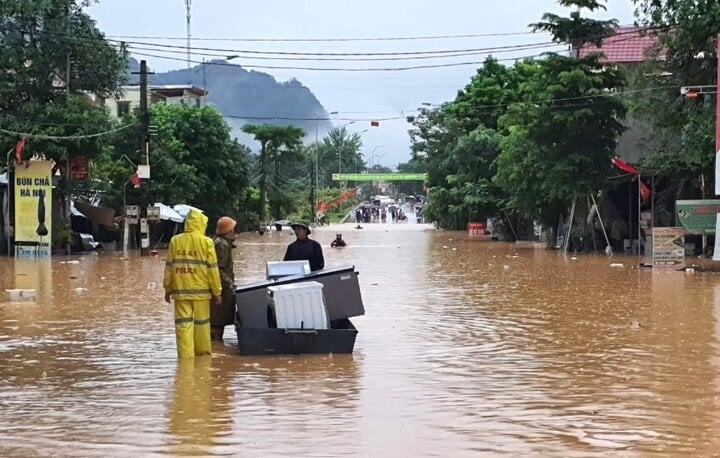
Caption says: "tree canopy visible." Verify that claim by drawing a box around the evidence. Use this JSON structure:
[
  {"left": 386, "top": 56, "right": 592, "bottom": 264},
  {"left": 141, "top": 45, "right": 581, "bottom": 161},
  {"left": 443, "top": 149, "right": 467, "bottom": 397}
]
[
  {"left": 410, "top": 0, "right": 627, "bottom": 231},
  {"left": 630, "top": 0, "right": 720, "bottom": 201},
  {"left": 242, "top": 124, "right": 305, "bottom": 223}
]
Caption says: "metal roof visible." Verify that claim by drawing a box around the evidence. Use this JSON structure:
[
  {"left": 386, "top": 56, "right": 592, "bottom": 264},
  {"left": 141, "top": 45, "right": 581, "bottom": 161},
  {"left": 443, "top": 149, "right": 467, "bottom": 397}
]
[{"left": 579, "top": 26, "right": 664, "bottom": 64}]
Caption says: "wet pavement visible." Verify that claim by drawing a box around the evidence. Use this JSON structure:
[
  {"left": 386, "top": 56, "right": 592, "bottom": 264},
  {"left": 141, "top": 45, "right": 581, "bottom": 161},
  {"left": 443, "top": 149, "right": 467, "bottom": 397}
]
[{"left": 1, "top": 220, "right": 720, "bottom": 456}]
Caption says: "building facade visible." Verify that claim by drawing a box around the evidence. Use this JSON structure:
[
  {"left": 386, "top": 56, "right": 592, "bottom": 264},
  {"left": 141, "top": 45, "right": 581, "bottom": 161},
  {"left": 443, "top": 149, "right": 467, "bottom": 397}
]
[{"left": 104, "top": 85, "right": 208, "bottom": 119}]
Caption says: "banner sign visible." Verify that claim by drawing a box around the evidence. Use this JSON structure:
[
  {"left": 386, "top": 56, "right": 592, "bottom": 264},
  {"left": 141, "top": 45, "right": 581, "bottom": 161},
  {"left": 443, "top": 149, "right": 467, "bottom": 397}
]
[
  {"left": 652, "top": 227, "right": 685, "bottom": 267},
  {"left": 70, "top": 155, "right": 90, "bottom": 181},
  {"left": 332, "top": 173, "right": 427, "bottom": 181},
  {"left": 14, "top": 161, "right": 53, "bottom": 257},
  {"left": 676, "top": 199, "right": 720, "bottom": 234},
  {"left": 714, "top": 216, "right": 720, "bottom": 261}
]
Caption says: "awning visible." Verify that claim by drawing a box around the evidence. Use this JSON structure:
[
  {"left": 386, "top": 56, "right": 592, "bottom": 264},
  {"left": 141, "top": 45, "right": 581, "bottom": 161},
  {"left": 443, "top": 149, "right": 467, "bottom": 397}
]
[
  {"left": 154, "top": 202, "right": 184, "bottom": 223},
  {"left": 74, "top": 201, "right": 116, "bottom": 228},
  {"left": 173, "top": 204, "right": 203, "bottom": 219}
]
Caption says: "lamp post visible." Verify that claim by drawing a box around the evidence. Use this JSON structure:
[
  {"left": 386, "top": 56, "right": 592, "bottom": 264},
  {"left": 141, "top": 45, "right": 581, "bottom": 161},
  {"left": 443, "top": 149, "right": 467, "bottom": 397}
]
[
  {"left": 200, "top": 54, "right": 239, "bottom": 101},
  {"left": 365, "top": 146, "right": 385, "bottom": 196},
  {"left": 368, "top": 146, "right": 385, "bottom": 169},
  {"left": 336, "top": 120, "right": 356, "bottom": 179}
]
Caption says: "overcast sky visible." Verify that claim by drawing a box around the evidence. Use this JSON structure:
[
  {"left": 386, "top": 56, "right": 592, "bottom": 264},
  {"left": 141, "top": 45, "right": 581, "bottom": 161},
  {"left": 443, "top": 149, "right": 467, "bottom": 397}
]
[{"left": 88, "top": 0, "right": 636, "bottom": 168}]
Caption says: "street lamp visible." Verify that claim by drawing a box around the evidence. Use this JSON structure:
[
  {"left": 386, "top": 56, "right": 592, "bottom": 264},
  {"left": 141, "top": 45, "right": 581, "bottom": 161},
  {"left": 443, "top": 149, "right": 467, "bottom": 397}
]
[
  {"left": 336, "top": 121, "right": 356, "bottom": 176},
  {"left": 367, "top": 145, "right": 385, "bottom": 169},
  {"left": 372, "top": 153, "right": 388, "bottom": 169}
]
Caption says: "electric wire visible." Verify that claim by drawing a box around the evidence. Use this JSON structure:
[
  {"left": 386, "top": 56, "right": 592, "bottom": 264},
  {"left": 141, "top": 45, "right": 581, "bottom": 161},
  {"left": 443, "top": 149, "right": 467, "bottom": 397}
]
[
  {"left": 0, "top": 123, "right": 138, "bottom": 141},
  {"left": 105, "top": 31, "right": 538, "bottom": 42},
  {"left": 125, "top": 42, "right": 564, "bottom": 62}
]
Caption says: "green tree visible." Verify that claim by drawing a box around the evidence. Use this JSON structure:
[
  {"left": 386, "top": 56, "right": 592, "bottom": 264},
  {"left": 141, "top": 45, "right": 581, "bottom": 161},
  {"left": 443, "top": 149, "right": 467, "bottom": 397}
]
[
  {"left": 242, "top": 124, "right": 305, "bottom": 224},
  {"left": 316, "top": 126, "right": 363, "bottom": 187},
  {"left": 0, "top": 0, "right": 126, "bottom": 110},
  {"left": 531, "top": 0, "right": 619, "bottom": 53},
  {"left": 0, "top": 0, "right": 126, "bottom": 242},
  {"left": 395, "top": 159, "right": 427, "bottom": 198},
  {"left": 0, "top": 0, "right": 127, "bottom": 166},
  {"left": 494, "top": 54, "right": 626, "bottom": 226},
  {"left": 94, "top": 104, "right": 250, "bottom": 227},
  {"left": 631, "top": 0, "right": 720, "bottom": 202},
  {"left": 410, "top": 58, "right": 526, "bottom": 230}
]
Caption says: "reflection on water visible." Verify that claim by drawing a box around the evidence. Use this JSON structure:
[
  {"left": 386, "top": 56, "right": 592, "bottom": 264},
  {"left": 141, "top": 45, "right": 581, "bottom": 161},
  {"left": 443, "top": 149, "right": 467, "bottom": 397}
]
[{"left": 1, "top": 225, "right": 720, "bottom": 455}]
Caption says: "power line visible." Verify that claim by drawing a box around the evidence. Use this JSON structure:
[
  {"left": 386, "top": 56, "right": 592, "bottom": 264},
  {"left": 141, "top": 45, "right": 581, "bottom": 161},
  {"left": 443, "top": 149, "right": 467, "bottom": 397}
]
[
  {"left": 221, "top": 86, "right": 679, "bottom": 121},
  {"left": 1, "top": 24, "right": 551, "bottom": 58},
  {"left": 102, "top": 24, "right": 668, "bottom": 43},
  {"left": 126, "top": 42, "right": 564, "bottom": 62},
  {"left": 122, "top": 29, "right": 654, "bottom": 72},
  {"left": 119, "top": 39, "right": 559, "bottom": 57},
  {"left": 0, "top": 123, "right": 138, "bottom": 141},
  {"left": 128, "top": 49, "right": 556, "bottom": 72},
  {"left": 105, "top": 31, "right": 537, "bottom": 43}
]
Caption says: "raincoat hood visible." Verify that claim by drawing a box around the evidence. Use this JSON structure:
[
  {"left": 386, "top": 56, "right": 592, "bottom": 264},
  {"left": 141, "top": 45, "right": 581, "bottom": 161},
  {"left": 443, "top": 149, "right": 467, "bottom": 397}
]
[{"left": 184, "top": 209, "right": 208, "bottom": 234}]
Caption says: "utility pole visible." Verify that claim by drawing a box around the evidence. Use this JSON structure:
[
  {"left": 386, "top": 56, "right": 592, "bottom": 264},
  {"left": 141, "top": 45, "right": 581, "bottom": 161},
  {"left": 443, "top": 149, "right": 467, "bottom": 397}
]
[
  {"left": 310, "top": 144, "right": 317, "bottom": 223},
  {"left": 714, "top": 35, "right": 720, "bottom": 260},
  {"left": 66, "top": 54, "right": 71, "bottom": 97},
  {"left": 65, "top": 53, "right": 72, "bottom": 255},
  {"left": 716, "top": 35, "right": 720, "bottom": 194},
  {"left": 258, "top": 141, "right": 267, "bottom": 234},
  {"left": 133, "top": 60, "right": 153, "bottom": 256},
  {"left": 186, "top": 0, "right": 192, "bottom": 83}
]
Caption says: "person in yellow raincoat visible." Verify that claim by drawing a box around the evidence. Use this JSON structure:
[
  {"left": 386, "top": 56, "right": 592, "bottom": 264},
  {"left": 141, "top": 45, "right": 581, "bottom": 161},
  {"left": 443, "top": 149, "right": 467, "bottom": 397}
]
[{"left": 163, "top": 209, "right": 222, "bottom": 358}]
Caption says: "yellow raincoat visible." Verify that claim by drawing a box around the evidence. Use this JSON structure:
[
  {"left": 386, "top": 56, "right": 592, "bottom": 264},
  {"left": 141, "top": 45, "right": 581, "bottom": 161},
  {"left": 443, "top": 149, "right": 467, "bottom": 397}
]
[{"left": 163, "top": 209, "right": 222, "bottom": 358}]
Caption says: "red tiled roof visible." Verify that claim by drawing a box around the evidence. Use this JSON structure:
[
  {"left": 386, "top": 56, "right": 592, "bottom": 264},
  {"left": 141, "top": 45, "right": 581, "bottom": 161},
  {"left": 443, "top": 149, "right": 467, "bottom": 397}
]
[{"left": 579, "top": 26, "right": 664, "bottom": 63}]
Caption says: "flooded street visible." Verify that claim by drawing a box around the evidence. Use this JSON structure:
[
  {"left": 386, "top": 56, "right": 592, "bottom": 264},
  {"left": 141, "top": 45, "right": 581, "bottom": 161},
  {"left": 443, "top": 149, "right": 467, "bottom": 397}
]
[{"left": 2, "top": 223, "right": 720, "bottom": 456}]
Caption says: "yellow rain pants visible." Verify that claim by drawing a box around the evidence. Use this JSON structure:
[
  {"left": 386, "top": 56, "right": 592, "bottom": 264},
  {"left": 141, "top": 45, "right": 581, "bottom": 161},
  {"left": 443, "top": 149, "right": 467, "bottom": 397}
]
[
  {"left": 175, "top": 299, "right": 212, "bottom": 358},
  {"left": 163, "top": 209, "right": 222, "bottom": 359}
]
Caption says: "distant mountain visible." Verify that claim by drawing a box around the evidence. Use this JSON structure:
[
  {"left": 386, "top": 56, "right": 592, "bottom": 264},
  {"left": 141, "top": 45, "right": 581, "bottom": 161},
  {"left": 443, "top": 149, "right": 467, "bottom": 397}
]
[{"left": 126, "top": 57, "right": 332, "bottom": 148}]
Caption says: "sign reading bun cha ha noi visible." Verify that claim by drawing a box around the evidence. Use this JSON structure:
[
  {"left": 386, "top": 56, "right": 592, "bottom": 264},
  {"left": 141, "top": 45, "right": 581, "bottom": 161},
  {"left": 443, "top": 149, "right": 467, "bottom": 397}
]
[{"left": 14, "top": 161, "right": 53, "bottom": 258}]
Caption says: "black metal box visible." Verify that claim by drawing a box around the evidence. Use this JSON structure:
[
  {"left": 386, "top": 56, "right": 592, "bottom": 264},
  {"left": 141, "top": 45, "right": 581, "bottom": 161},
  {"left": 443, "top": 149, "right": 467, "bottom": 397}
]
[
  {"left": 234, "top": 265, "right": 365, "bottom": 328},
  {"left": 235, "top": 318, "right": 358, "bottom": 355}
]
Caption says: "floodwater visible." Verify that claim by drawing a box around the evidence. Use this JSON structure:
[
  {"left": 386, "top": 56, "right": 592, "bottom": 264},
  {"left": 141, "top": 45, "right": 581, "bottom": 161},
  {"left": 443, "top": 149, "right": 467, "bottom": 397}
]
[{"left": 1, "top": 219, "right": 720, "bottom": 456}]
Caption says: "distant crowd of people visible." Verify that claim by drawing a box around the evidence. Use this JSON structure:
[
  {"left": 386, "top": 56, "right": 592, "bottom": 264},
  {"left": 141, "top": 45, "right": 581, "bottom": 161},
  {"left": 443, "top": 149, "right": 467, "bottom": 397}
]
[{"left": 354, "top": 205, "right": 409, "bottom": 224}]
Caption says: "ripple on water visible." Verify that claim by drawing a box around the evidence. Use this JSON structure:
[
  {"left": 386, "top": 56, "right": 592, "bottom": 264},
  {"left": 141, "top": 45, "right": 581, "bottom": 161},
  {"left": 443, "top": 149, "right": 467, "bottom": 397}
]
[{"left": 1, "top": 230, "right": 720, "bottom": 455}]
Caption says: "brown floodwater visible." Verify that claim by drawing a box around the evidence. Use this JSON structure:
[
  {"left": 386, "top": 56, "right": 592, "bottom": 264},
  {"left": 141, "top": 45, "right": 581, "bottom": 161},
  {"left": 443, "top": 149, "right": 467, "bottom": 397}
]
[{"left": 1, "top": 221, "right": 720, "bottom": 456}]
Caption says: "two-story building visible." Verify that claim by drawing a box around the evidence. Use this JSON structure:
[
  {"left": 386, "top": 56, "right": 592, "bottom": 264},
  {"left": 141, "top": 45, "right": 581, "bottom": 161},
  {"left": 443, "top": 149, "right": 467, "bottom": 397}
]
[{"left": 103, "top": 85, "right": 208, "bottom": 119}]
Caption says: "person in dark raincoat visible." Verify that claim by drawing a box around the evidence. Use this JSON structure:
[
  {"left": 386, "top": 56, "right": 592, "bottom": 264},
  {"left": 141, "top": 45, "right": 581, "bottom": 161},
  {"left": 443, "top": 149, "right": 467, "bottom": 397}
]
[
  {"left": 211, "top": 216, "right": 237, "bottom": 341},
  {"left": 330, "top": 233, "right": 347, "bottom": 248},
  {"left": 283, "top": 221, "right": 324, "bottom": 271}
]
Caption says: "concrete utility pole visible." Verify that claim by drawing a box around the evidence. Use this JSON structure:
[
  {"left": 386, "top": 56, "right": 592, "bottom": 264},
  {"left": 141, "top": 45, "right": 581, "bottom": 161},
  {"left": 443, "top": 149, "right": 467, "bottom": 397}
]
[
  {"left": 186, "top": 0, "right": 192, "bottom": 83},
  {"left": 716, "top": 35, "right": 720, "bottom": 194},
  {"left": 137, "top": 60, "right": 152, "bottom": 256},
  {"left": 714, "top": 36, "right": 720, "bottom": 261}
]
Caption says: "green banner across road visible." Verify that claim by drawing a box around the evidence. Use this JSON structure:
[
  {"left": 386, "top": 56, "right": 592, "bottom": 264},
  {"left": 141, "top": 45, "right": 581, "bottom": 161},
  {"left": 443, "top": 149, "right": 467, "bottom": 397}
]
[{"left": 332, "top": 173, "right": 427, "bottom": 181}]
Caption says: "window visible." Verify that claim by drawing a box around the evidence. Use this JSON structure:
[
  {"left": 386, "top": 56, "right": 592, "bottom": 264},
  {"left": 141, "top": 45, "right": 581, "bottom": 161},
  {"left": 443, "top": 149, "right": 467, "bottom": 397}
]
[{"left": 116, "top": 101, "right": 131, "bottom": 117}]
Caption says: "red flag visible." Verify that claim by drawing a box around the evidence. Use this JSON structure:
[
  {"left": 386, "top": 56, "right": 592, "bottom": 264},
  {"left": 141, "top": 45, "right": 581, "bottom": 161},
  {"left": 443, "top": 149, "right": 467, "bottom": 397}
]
[
  {"left": 640, "top": 181, "right": 651, "bottom": 203},
  {"left": 613, "top": 157, "right": 650, "bottom": 203},
  {"left": 131, "top": 173, "right": 141, "bottom": 188},
  {"left": 370, "top": 121, "right": 380, "bottom": 127},
  {"left": 612, "top": 157, "right": 638, "bottom": 175},
  {"left": 15, "top": 136, "right": 28, "bottom": 163}
]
